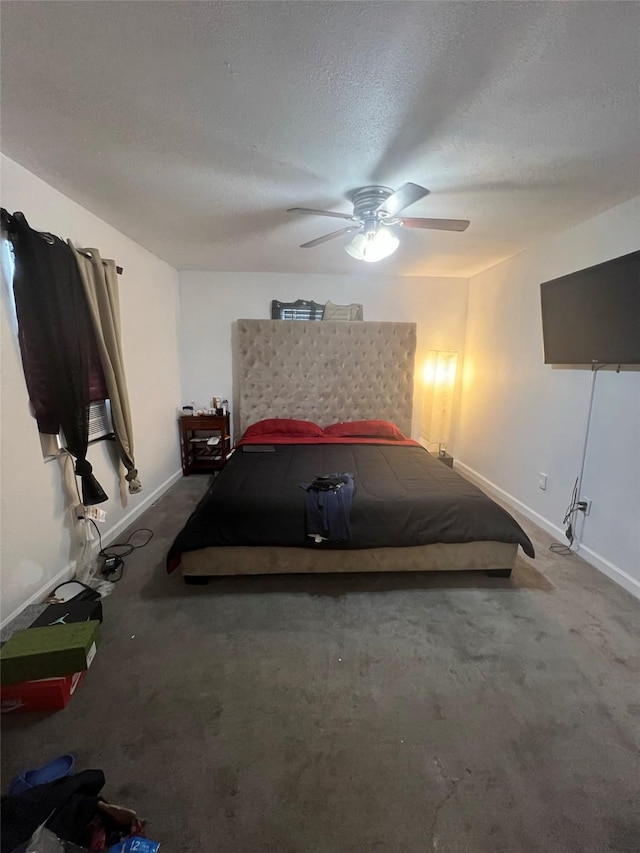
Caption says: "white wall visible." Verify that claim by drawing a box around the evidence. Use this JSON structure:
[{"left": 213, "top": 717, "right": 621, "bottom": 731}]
[
  {"left": 5, "top": 152, "right": 634, "bottom": 617},
  {"left": 0, "top": 155, "right": 183, "bottom": 625},
  {"left": 178, "top": 271, "right": 469, "bottom": 441},
  {"left": 457, "top": 196, "right": 640, "bottom": 597}
]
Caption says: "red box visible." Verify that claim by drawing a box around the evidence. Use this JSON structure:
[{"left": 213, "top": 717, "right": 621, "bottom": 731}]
[{"left": 0, "top": 671, "right": 87, "bottom": 713}]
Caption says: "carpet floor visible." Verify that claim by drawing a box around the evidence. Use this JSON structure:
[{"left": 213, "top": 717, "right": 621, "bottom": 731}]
[{"left": 2, "top": 475, "right": 639, "bottom": 853}]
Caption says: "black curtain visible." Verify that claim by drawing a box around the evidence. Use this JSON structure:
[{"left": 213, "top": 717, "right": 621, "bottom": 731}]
[{"left": 2, "top": 210, "right": 107, "bottom": 505}]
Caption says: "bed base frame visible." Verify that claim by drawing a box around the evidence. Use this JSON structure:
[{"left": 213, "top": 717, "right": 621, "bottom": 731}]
[{"left": 180, "top": 541, "right": 517, "bottom": 582}]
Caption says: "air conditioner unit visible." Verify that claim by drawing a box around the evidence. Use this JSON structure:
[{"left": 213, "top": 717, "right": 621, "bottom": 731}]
[
  {"left": 53, "top": 400, "right": 113, "bottom": 456},
  {"left": 88, "top": 400, "right": 113, "bottom": 442}
]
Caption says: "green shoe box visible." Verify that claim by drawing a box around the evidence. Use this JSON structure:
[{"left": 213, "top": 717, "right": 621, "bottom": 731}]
[{"left": 0, "top": 620, "right": 100, "bottom": 686}]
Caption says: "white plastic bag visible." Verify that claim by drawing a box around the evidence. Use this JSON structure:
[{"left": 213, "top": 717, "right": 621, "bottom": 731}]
[{"left": 24, "top": 824, "right": 87, "bottom": 853}]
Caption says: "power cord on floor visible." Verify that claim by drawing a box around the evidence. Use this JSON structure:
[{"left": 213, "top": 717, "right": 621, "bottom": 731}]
[
  {"left": 88, "top": 518, "right": 153, "bottom": 582},
  {"left": 549, "top": 476, "right": 581, "bottom": 556}
]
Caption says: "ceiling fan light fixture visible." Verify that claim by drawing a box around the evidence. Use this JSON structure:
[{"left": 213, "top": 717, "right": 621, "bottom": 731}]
[
  {"left": 289, "top": 182, "right": 469, "bottom": 255},
  {"left": 345, "top": 227, "right": 399, "bottom": 263}
]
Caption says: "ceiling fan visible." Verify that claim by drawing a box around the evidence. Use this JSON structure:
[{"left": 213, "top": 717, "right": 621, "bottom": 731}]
[{"left": 287, "top": 183, "right": 470, "bottom": 262}]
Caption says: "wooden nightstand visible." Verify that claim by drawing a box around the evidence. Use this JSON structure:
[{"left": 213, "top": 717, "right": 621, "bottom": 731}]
[{"left": 179, "top": 414, "right": 230, "bottom": 475}]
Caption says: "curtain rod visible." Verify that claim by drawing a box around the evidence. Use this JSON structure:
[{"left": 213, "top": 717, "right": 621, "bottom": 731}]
[
  {"left": 0, "top": 209, "right": 123, "bottom": 274},
  {"left": 75, "top": 248, "right": 123, "bottom": 275}
]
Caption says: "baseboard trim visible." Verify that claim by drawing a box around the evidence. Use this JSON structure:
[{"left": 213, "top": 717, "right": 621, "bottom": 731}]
[
  {"left": 574, "top": 544, "right": 640, "bottom": 601},
  {"left": 0, "top": 469, "right": 183, "bottom": 630},
  {"left": 100, "top": 469, "right": 183, "bottom": 549},
  {"left": 454, "top": 461, "right": 567, "bottom": 541},
  {"left": 0, "top": 561, "right": 77, "bottom": 630},
  {"left": 455, "top": 461, "right": 640, "bottom": 601}
]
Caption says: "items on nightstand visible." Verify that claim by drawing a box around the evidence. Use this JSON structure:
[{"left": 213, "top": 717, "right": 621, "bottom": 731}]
[{"left": 211, "top": 397, "right": 228, "bottom": 413}]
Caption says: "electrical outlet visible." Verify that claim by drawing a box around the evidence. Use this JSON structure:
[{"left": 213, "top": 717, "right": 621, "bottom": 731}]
[
  {"left": 71, "top": 504, "right": 84, "bottom": 523},
  {"left": 83, "top": 506, "right": 107, "bottom": 523},
  {"left": 580, "top": 497, "right": 592, "bottom": 516},
  {"left": 538, "top": 473, "right": 548, "bottom": 490}
]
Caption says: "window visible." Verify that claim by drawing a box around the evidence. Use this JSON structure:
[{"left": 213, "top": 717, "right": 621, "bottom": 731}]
[{"left": 1, "top": 234, "right": 18, "bottom": 334}]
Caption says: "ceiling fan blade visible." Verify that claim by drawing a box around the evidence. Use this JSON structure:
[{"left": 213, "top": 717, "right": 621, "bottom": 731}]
[
  {"left": 300, "top": 226, "right": 361, "bottom": 249},
  {"left": 376, "top": 183, "right": 430, "bottom": 217},
  {"left": 288, "top": 207, "right": 358, "bottom": 221},
  {"left": 397, "top": 217, "right": 470, "bottom": 232}
]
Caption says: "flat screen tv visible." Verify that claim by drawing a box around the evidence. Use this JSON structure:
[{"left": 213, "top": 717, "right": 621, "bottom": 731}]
[{"left": 540, "top": 250, "right": 640, "bottom": 365}]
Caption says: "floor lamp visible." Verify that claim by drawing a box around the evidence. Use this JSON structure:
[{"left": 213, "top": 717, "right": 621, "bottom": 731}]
[{"left": 421, "top": 350, "right": 458, "bottom": 455}]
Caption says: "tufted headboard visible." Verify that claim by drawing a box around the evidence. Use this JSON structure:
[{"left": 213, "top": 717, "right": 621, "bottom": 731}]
[{"left": 234, "top": 320, "right": 416, "bottom": 437}]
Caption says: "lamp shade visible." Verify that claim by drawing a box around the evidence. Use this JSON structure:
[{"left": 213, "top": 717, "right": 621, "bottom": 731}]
[
  {"left": 345, "top": 227, "right": 399, "bottom": 262},
  {"left": 421, "top": 350, "right": 458, "bottom": 451}
]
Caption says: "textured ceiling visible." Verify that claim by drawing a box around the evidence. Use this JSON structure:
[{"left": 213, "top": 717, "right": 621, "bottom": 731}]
[{"left": 1, "top": 1, "right": 639, "bottom": 276}]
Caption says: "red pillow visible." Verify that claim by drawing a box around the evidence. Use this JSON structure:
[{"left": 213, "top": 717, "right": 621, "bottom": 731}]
[
  {"left": 323, "top": 419, "right": 406, "bottom": 440},
  {"left": 243, "top": 418, "right": 324, "bottom": 438}
]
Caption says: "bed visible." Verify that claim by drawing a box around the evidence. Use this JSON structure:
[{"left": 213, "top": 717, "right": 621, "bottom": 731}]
[{"left": 167, "top": 320, "right": 534, "bottom": 581}]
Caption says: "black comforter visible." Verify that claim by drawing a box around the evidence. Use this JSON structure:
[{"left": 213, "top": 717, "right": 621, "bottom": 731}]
[{"left": 167, "top": 443, "right": 534, "bottom": 568}]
